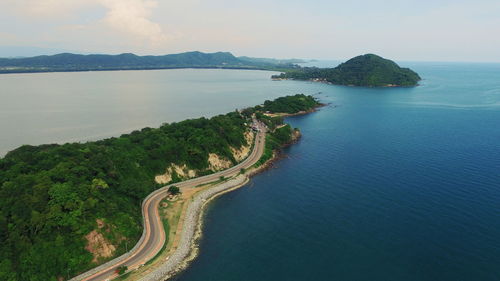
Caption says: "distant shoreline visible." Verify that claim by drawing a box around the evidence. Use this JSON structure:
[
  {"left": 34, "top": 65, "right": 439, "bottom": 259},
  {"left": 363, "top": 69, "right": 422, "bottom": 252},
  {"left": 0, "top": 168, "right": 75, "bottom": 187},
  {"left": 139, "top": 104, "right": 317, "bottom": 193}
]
[
  {"left": 273, "top": 77, "right": 419, "bottom": 88},
  {"left": 0, "top": 66, "right": 280, "bottom": 75}
]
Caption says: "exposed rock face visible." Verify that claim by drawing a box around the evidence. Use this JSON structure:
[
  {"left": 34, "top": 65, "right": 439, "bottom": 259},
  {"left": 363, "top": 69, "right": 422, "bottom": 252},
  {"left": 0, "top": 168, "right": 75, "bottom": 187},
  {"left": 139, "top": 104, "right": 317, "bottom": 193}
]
[
  {"left": 155, "top": 164, "right": 197, "bottom": 184},
  {"left": 231, "top": 131, "right": 254, "bottom": 162},
  {"left": 155, "top": 130, "right": 253, "bottom": 184},
  {"left": 85, "top": 220, "right": 116, "bottom": 263},
  {"left": 208, "top": 153, "right": 232, "bottom": 171}
]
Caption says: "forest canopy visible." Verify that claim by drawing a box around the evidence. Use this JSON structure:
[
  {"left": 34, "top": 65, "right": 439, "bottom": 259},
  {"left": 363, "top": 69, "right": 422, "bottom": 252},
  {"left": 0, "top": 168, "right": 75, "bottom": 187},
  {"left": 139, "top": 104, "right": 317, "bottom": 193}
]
[
  {"left": 272, "top": 54, "right": 421, "bottom": 87},
  {"left": 0, "top": 94, "right": 320, "bottom": 280}
]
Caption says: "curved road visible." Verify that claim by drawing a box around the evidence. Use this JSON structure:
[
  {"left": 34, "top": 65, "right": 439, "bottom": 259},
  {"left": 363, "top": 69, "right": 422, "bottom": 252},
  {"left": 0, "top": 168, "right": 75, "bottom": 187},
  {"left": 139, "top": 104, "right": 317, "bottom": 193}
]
[{"left": 82, "top": 121, "right": 267, "bottom": 281}]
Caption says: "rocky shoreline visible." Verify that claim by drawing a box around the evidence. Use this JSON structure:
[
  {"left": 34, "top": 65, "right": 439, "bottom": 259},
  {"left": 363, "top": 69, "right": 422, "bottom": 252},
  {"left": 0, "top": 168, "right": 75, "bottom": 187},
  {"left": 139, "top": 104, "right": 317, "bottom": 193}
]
[
  {"left": 137, "top": 149, "right": 283, "bottom": 281},
  {"left": 136, "top": 122, "right": 305, "bottom": 281}
]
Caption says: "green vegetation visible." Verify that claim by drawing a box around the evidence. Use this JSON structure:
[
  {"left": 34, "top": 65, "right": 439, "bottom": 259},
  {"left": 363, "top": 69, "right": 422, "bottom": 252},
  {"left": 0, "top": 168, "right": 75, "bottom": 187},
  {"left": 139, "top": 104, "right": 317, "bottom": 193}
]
[
  {"left": 272, "top": 54, "right": 421, "bottom": 87},
  {"left": 0, "top": 51, "right": 298, "bottom": 74},
  {"left": 262, "top": 94, "right": 320, "bottom": 114},
  {"left": 116, "top": 265, "right": 127, "bottom": 275},
  {"left": 254, "top": 125, "right": 295, "bottom": 167},
  {"left": 0, "top": 94, "right": 319, "bottom": 280},
  {"left": 167, "top": 186, "right": 180, "bottom": 195},
  {"left": 241, "top": 94, "right": 320, "bottom": 119},
  {"left": 0, "top": 112, "right": 248, "bottom": 280},
  {"left": 114, "top": 271, "right": 132, "bottom": 281}
]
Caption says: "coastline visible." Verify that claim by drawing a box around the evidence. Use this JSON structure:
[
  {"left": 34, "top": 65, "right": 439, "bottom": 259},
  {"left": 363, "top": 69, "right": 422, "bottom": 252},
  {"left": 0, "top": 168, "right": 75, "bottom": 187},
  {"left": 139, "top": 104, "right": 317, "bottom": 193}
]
[
  {"left": 62, "top": 96, "right": 320, "bottom": 281},
  {"left": 172, "top": 151, "right": 281, "bottom": 279},
  {"left": 135, "top": 129, "right": 301, "bottom": 281},
  {"left": 0, "top": 66, "right": 280, "bottom": 75},
  {"left": 273, "top": 77, "right": 418, "bottom": 88},
  {"left": 264, "top": 103, "right": 327, "bottom": 119}
]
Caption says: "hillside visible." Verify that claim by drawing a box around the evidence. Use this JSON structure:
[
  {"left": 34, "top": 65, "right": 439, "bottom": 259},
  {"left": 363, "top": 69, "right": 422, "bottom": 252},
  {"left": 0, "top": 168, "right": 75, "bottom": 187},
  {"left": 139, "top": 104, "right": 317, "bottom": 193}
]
[
  {"left": 272, "top": 54, "right": 421, "bottom": 87},
  {"left": 0, "top": 51, "right": 296, "bottom": 74},
  {"left": 0, "top": 95, "right": 320, "bottom": 280}
]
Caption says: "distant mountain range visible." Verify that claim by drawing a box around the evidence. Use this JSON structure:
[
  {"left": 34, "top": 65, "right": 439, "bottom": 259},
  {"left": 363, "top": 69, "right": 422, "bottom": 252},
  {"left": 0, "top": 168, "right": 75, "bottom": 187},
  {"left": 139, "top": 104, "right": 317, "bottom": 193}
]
[
  {"left": 0, "top": 51, "right": 300, "bottom": 74},
  {"left": 0, "top": 51, "right": 420, "bottom": 87}
]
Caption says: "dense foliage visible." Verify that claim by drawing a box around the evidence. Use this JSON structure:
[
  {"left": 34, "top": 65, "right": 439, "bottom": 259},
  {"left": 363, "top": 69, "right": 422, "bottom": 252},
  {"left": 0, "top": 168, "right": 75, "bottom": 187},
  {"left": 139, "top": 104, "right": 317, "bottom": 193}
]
[
  {"left": 272, "top": 54, "right": 421, "bottom": 87},
  {"left": 0, "top": 112, "right": 247, "bottom": 280},
  {"left": 0, "top": 94, "right": 317, "bottom": 280},
  {"left": 254, "top": 125, "right": 295, "bottom": 167},
  {"left": 0, "top": 51, "right": 296, "bottom": 74},
  {"left": 261, "top": 94, "right": 320, "bottom": 114},
  {"left": 167, "top": 186, "right": 180, "bottom": 195},
  {"left": 241, "top": 94, "right": 320, "bottom": 117}
]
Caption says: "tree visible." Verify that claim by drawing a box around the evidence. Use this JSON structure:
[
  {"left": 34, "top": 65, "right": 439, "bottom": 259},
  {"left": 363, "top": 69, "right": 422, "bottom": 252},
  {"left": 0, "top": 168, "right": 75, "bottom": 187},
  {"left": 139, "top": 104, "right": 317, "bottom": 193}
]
[
  {"left": 0, "top": 95, "right": 306, "bottom": 280},
  {"left": 167, "top": 185, "right": 180, "bottom": 195},
  {"left": 116, "top": 265, "right": 127, "bottom": 275}
]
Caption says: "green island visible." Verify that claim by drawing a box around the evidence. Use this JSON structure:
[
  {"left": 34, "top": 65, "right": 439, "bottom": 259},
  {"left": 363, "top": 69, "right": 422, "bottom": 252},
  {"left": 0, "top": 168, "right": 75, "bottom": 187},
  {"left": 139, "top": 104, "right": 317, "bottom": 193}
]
[
  {"left": 0, "top": 51, "right": 301, "bottom": 74},
  {"left": 0, "top": 94, "right": 320, "bottom": 281},
  {"left": 272, "top": 54, "right": 421, "bottom": 87}
]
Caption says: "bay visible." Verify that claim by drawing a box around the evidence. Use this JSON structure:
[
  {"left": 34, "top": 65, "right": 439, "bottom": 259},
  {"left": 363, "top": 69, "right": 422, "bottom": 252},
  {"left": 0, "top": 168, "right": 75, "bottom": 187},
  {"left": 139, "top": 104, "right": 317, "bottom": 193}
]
[
  {"left": 2, "top": 62, "right": 500, "bottom": 280},
  {"left": 0, "top": 68, "right": 306, "bottom": 156},
  {"left": 173, "top": 62, "right": 500, "bottom": 281}
]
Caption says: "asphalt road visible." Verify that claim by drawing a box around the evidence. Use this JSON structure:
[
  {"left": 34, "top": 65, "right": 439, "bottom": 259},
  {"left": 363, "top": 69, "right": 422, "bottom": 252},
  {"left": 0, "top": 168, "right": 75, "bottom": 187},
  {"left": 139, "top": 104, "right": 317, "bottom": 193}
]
[{"left": 82, "top": 121, "right": 266, "bottom": 281}]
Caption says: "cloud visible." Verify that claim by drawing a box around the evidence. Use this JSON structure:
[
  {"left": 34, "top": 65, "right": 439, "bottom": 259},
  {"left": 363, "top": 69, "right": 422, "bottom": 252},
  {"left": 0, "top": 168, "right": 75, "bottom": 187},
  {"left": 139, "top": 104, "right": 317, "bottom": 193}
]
[
  {"left": 2, "top": 0, "right": 500, "bottom": 61},
  {"left": 98, "top": 0, "right": 168, "bottom": 46},
  {"left": 1, "top": 0, "right": 169, "bottom": 47}
]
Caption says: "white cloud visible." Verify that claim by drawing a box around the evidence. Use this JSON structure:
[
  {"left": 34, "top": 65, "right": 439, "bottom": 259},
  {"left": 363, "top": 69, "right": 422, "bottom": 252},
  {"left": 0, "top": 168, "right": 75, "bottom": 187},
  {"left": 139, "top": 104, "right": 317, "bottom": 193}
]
[
  {"left": 1, "top": 0, "right": 169, "bottom": 47},
  {"left": 98, "top": 0, "right": 168, "bottom": 46},
  {"left": 1, "top": 0, "right": 500, "bottom": 61}
]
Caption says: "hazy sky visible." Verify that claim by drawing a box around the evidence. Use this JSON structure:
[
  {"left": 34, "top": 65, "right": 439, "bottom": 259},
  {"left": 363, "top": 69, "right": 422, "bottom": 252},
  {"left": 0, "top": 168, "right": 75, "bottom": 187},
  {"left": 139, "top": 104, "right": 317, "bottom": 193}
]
[{"left": 0, "top": 0, "right": 499, "bottom": 62}]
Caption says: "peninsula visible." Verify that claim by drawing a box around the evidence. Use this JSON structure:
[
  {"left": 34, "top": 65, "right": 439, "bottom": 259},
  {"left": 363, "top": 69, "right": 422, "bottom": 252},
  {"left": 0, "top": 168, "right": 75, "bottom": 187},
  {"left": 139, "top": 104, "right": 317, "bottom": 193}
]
[
  {"left": 272, "top": 54, "right": 421, "bottom": 87},
  {"left": 0, "top": 94, "right": 321, "bottom": 281}
]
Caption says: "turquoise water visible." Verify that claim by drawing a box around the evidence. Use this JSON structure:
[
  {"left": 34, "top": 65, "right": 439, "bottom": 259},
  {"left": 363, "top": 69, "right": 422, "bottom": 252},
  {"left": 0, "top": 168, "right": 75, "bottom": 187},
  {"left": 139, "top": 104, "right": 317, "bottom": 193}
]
[{"left": 174, "top": 62, "right": 500, "bottom": 281}]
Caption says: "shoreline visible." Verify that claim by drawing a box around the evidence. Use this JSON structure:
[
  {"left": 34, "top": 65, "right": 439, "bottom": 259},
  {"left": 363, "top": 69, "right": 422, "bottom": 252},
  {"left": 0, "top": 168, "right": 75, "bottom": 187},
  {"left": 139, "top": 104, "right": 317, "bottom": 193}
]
[
  {"left": 273, "top": 77, "right": 418, "bottom": 88},
  {"left": 172, "top": 152, "right": 280, "bottom": 279},
  {"left": 263, "top": 103, "right": 327, "bottom": 119},
  {"left": 0, "top": 66, "right": 280, "bottom": 76},
  {"left": 136, "top": 131, "right": 300, "bottom": 281}
]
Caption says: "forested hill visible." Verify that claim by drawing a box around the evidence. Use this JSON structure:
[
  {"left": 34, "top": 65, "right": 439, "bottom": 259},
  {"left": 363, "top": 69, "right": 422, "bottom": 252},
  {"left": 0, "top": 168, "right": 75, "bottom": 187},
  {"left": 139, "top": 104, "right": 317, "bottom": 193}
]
[
  {"left": 0, "top": 94, "right": 320, "bottom": 280},
  {"left": 0, "top": 51, "right": 296, "bottom": 74},
  {"left": 272, "top": 54, "right": 421, "bottom": 87}
]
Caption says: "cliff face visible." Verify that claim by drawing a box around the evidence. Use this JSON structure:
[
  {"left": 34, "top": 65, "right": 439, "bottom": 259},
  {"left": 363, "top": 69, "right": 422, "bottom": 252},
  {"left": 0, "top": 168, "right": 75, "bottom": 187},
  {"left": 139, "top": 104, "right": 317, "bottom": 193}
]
[{"left": 154, "top": 130, "right": 255, "bottom": 184}]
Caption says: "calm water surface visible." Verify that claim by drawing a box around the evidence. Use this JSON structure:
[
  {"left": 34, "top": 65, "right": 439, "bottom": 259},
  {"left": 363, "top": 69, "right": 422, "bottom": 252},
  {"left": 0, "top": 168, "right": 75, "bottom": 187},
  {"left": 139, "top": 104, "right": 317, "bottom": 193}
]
[
  {"left": 0, "top": 69, "right": 308, "bottom": 155},
  {"left": 172, "top": 62, "right": 500, "bottom": 281},
  {"left": 2, "top": 63, "right": 500, "bottom": 280}
]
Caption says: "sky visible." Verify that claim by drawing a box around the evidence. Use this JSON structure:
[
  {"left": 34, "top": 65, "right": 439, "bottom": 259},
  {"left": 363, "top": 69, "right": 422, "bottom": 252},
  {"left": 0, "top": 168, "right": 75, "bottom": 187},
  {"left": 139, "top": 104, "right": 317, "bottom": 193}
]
[{"left": 0, "top": 0, "right": 499, "bottom": 62}]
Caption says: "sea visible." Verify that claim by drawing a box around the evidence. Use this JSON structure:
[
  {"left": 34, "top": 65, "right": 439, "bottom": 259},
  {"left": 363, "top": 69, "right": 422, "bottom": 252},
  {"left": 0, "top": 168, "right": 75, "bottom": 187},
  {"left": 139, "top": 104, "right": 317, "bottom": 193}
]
[{"left": 2, "top": 62, "right": 500, "bottom": 280}]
